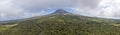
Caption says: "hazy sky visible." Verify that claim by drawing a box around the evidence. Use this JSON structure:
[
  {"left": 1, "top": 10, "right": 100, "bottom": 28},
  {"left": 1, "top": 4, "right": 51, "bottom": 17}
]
[{"left": 0, "top": 0, "right": 120, "bottom": 21}]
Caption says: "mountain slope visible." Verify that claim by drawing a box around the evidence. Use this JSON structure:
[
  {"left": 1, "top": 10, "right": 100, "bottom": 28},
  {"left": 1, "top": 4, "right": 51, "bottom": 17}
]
[{"left": 0, "top": 9, "right": 120, "bottom": 35}]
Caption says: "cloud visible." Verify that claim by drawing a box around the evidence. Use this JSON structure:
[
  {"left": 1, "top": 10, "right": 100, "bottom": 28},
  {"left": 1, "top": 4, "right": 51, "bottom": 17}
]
[
  {"left": 98, "top": 0, "right": 120, "bottom": 19},
  {"left": 0, "top": 0, "right": 120, "bottom": 21},
  {"left": 14, "top": 0, "right": 100, "bottom": 9},
  {"left": 0, "top": 0, "right": 102, "bottom": 21},
  {"left": 73, "top": 0, "right": 120, "bottom": 19}
]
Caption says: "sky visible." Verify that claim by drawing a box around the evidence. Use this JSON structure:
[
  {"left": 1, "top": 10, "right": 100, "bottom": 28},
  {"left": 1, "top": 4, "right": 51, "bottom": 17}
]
[{"left": 0, "top": 0, "right": 120, "bottom": 21}]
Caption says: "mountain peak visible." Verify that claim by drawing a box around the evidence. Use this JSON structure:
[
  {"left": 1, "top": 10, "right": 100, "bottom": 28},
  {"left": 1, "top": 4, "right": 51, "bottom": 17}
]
[{"left": 52, "top": 9, "right": 71, "bottom": 14}]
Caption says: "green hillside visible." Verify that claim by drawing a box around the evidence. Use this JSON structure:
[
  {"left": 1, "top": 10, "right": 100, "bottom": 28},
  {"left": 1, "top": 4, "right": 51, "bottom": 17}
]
[{"left": 0, "top": 9, "right": 120, "bottom": 35}]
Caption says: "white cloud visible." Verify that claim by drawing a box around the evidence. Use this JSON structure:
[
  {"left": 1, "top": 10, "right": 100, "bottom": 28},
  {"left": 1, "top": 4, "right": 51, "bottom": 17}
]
[
  {"left": 0, "top": 0, "right": 101, "bottom": 21},
  {"left": 73, "top": 0, "right": 120, "bottom": 19},
  {"left": 98, "top": 0, "right": 120, "bottom": 18},
  {"left": 0, "top": 0, "right": 120, "bottom": 21},
  {"left": 72, "top": 8, "right": 100, "bottom": 16}
]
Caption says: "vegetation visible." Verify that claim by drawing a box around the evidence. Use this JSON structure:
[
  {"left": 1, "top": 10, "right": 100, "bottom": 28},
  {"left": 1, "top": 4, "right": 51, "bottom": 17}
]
[{"left": 0, "top": 10, "right": 120, "bottom": 35}]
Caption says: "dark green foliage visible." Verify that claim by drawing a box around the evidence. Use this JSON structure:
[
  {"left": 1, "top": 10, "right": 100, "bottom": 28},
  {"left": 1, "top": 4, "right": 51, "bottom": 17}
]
[{"left": 0, "top": 14, "right": 120, "bottom": 35}]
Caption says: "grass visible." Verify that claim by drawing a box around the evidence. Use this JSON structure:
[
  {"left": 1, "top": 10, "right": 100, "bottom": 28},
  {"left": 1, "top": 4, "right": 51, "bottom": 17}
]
[
  {"left": 0, "top": 23, "right": 18, "bottom": 31},
  {"left": 112, "top": 24, "right": 120, "bottom": 26}
]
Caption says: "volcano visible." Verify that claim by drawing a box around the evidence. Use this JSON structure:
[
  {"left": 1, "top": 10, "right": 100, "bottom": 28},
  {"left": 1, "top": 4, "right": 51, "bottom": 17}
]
[
  {"left": 52, "top": 9, "right": 71, "bottom": 14},
  {"left": 0, "top": 9, "right": 120, "bottom": 35}
]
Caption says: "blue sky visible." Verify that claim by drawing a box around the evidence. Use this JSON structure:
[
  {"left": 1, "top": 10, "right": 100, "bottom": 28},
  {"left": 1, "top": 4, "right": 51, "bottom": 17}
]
[{"left": 0, "top": 0, "right": 120, "bottom": 21}]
